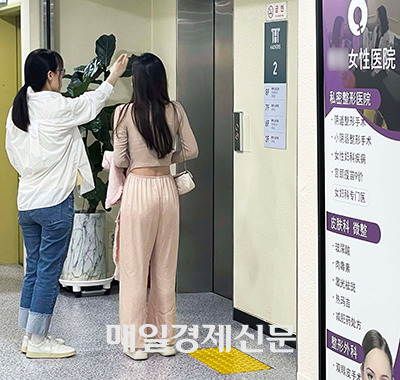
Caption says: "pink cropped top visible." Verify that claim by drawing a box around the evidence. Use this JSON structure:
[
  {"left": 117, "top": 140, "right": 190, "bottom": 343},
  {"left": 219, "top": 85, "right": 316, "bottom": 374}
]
[{"left": 113, "top": 101, "right": 198, "bottom": 170}]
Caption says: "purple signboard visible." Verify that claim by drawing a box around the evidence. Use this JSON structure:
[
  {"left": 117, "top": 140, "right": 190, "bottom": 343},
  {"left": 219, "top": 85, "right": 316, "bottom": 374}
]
[{"left": 320, "top": 0, "right": 400, "bottom": 379}]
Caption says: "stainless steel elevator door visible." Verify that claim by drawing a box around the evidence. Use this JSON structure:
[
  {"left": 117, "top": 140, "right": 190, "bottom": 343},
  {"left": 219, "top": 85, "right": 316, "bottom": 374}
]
[
  {"left": 177, "top": 0, "right": 233, "bottom": 299},
  {"left": 177, "top": 0, "right": 214, "bottom": 292}
]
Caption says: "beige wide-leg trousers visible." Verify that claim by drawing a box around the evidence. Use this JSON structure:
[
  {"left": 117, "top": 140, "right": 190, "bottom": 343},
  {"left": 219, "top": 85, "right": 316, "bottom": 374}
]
[{"left": 119, "top": 173, "right": 179, "bottom": 350}]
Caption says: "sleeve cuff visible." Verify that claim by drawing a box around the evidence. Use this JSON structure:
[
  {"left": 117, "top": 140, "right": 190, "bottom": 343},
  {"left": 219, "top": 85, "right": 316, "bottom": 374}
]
[{"left": 100, "top": 81, "right": 115, "bottom": 95}]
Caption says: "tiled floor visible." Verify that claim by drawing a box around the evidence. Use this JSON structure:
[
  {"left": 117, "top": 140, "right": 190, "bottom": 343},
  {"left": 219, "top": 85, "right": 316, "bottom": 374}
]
[{"left": 0, "top": 265, "right": 297, "bottom": 380}]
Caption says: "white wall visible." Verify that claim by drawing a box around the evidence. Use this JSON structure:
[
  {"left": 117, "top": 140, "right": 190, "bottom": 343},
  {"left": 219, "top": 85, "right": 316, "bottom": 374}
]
[
  {"left": 234, "top": 0, "right": 298, "bottom": 332},
  {"left": 151, "top": 0, "right": 177, "bottom": 100},
  {"left": 297, "top": 0, "right": 319, "bottom": 378}
]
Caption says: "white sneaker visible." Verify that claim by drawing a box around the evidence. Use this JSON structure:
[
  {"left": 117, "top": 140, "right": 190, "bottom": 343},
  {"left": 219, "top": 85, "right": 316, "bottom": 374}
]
[
  {"left": 26, "top": 336, "right": 75, "bottom": 359},
  {"left": 159, "top": 345, "right": 177, "bottom": 357},
  {"left": 21, "top": 335, "right": 65, "bottom": 354},
  {"left": 125, "top": 349, "right": 148, "bottom": 361}
]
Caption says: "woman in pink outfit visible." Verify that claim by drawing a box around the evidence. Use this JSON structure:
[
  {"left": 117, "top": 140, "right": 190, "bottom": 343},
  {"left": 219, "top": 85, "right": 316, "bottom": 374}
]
[{"left": 113, "top": 53, "right": 198, "bottom": 360}]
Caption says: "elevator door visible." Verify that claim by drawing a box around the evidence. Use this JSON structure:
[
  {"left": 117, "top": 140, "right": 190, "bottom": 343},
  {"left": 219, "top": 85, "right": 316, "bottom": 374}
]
[
  {"left": 177, "top": 0, "right": 214, "bottom": 293},
  {"left": 177, "top": 0, "right": 233, "bottom": 299}
]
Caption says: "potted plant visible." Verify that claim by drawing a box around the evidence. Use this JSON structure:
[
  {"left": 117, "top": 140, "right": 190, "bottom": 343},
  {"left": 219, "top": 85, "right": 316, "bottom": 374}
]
[{"left": 59, "top": 35, "right": 133, "bottom": 289}]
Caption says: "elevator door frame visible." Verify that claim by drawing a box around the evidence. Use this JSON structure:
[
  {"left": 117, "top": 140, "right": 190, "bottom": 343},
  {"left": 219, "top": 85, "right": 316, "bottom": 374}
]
[
  {"left": 0, "top": 5, "right": 23, "bottom": 265},
  {"left": 176, "top": 0, "right": 233, "bottom": 299}
]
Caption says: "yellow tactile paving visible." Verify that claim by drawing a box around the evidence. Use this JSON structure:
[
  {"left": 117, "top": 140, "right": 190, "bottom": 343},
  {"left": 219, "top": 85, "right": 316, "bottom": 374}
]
[{"left": 189, "top": 347, "right": 272, "bottom": 375}]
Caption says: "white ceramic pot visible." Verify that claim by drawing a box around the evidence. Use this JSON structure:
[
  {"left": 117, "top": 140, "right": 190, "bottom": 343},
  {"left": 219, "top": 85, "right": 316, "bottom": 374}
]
[{"left": 61, "top": 211, "right": 107, "bottom": 281}]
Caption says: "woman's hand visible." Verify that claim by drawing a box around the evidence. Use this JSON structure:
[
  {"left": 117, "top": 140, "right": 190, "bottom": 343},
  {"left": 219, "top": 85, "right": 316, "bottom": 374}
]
[
  {"left": 110, "top": 54, "right": 129, "bottom": 77},
  {"left": 106, "top": 54, "right": 129, "bottom": 86}
]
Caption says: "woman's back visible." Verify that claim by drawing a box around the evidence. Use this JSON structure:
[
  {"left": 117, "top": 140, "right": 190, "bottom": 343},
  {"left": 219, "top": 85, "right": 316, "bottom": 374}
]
[
  {"left": 113, "top": 101, "right": 198, "bottom": 171},
  {"left": 6, "top": 81, "right": 114, "bottom": 210},
  {"left": 115, "top": 52, "right": 198, "bottom": 360}
]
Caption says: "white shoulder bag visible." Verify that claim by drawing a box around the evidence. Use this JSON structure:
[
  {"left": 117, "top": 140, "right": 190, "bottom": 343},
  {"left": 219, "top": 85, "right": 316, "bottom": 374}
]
[{"left": 173, "top": 137, "right": 195, "bottom": 195}]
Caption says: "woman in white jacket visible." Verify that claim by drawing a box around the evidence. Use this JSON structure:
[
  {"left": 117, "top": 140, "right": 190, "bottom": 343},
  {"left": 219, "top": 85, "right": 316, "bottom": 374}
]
[{"left": 5, "top": 49, "right": 127, "bottom": 359}]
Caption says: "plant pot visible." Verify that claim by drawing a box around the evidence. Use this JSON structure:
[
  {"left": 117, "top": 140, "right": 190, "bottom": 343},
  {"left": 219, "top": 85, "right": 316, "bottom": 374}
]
[{"left": 60, "top": 211, "right": 107, "bottom": 281}]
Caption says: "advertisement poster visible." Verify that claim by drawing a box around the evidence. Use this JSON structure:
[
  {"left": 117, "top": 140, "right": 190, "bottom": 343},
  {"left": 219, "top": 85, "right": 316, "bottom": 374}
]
[{"left": 322, "top": 0, "right": 400, "bottom": 379}]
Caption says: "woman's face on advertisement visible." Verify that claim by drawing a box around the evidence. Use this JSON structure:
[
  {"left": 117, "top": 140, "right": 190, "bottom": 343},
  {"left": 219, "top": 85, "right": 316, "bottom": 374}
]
[{"left": 361, "top": 348, "right": 392, "bottom": 380}]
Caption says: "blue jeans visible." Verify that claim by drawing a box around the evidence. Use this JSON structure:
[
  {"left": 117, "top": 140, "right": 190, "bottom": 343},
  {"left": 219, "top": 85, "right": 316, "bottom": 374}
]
[{"left": 18, "top": 193, "right": 74, "bottom": 335}]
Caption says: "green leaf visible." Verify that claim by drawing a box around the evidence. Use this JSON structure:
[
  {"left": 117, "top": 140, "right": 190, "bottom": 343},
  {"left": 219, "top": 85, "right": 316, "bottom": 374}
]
[
  {"left": 82, "top": 188, "right": 100, "bottom": 213},
  {"left": 82, "top": 57, "right": 105, "bottom": 82},
  {"left": 70, "top": 79, "right": 91, "bottom": 98},
  {"left": 81, "top": 177, "right": 108, "bottom": 213},
  {"left": 121, "top": 54, "right": 137, "bottom": 77},
  {"left": 95, "top": 34, "right": 116, "bottom": 67},
  {"left": 92, "top": 161, "right": 103, "bottom": 177},
  {"left": 102, "top": 181, "right": 111, "bottom": 211},
  {"left": 80, "top": 105, "right": 116, "bottom": 134},
  {"left": 93, "top": 129, "right": 111, "bottom": 151},
  {"left": 78, "top": 125, "right": 87, "bottom": 134},
  {"left": 86, "top": 141, "right": 103, "bottom": 178},
  {"left": 65, "top": 58, "right": 105, "bottom": 98},
  {"left": 74, "top": 65, "right": 86, "bottom": 72},
  {"left": 66, "top": 71, "right": 94, "bottom": 98},
  {"left": 83, "top": 188, "right": 98, "bottom": 201},
  {"left": 93, "top": 125, "right": 111, "bottom": 146},
  {"left": 96, "top": 177, "right": 107, "bottom": 204},
  {"left": 81, "top": 116, "right": 103, "bottom": 134},
  {"left": 102, "top": 105, "right": 119, "bottom": 129},
  {"left": 87, "top": 141, "right": 102, "bottom": 166},
  {"left": 102, "top": 142, "right": 113, "bottom": 152},
  {"left": 66, "top": 72, "right": 83, "bottom": 97}
]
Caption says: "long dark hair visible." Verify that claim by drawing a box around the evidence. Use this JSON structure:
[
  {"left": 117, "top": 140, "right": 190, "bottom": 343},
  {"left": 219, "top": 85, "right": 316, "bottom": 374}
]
[
  {"left": 115, "top": 53, "right": 174, "bottom": 159},
  {"left": 361, "top": 329, "right": 393, "bottom": 375},
  {"left": 378, "top": 6, "right": 389, "bottom": 35},
  {"left": 12, "top": 49, "right": 64, "bottom": 132},
  {"left": 332, "top": 16, "right": 344, "bottom": 48}
]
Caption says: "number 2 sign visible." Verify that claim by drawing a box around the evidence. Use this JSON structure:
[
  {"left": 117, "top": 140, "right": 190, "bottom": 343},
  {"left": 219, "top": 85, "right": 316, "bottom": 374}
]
[{"left": 264, "top": 21, "right": 287, "bottom": 150}]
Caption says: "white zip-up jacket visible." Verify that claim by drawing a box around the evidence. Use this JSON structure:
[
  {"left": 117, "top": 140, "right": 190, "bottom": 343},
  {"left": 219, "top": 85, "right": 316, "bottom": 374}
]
[{"left": 5, "top": 81, "right": 114, "bottom": 211}]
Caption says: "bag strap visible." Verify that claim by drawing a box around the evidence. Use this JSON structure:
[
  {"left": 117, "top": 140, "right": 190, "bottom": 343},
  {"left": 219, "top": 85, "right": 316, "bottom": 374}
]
[
  {"left": 176, "top": 104, "right": 188, "bottom": 172},
  {"left": 180, "top": 136, "right": 188, "bottom": 172}
]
